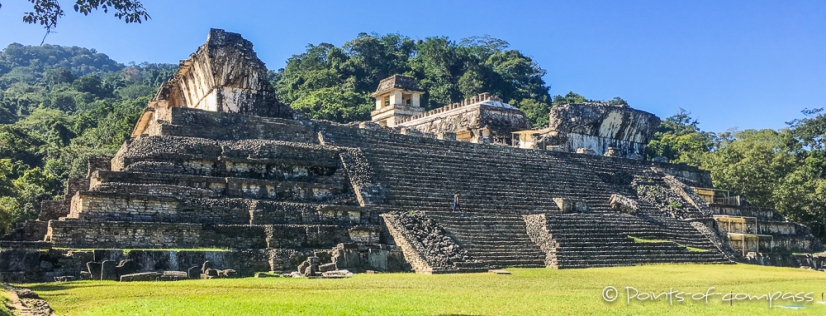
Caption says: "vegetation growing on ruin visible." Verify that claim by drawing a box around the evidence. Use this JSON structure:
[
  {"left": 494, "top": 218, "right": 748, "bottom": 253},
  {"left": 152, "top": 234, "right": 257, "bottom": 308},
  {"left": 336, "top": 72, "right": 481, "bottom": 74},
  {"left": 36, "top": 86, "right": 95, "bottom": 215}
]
[
  {"left": 21, "top": 264, "right": 826, "bottom": 315},
  {"left": 0, "top": 39, "right": 824, "bottom": 244}
]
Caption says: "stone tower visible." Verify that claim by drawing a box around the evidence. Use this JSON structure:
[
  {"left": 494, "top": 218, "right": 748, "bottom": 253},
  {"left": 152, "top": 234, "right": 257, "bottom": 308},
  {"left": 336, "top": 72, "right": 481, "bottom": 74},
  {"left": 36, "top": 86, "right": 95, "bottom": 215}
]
[{"left": 370, "top": 75, "right": 424, "bottom": 127}]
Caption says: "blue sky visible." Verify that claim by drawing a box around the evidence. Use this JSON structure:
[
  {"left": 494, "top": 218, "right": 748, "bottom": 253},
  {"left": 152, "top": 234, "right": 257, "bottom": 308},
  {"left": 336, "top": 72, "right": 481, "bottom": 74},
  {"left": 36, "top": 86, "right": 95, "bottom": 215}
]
[{"left": 1, "top": 0, "right": 824, "bottom": 132}]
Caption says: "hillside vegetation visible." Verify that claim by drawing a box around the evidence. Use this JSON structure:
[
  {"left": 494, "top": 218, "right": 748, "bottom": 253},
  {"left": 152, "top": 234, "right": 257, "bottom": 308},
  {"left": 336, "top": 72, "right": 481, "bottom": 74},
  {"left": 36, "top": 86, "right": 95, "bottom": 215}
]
[
  {"left": 0, "top": 34, "right": 824, "bottom": 244},
  {"left": 0, "top": 43, "right": 175, "bottom": 234}
]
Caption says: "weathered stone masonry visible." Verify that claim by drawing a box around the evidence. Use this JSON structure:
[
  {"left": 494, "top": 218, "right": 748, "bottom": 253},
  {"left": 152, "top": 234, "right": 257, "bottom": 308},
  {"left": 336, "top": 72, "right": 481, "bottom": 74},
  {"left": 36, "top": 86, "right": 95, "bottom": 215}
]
[{"left": 1, "top": 29, "right": 822, "bottom": 282}]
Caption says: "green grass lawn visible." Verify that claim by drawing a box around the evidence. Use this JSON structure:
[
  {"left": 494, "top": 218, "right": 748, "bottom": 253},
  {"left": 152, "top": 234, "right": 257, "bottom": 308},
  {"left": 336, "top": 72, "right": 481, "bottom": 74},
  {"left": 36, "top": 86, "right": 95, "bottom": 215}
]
[
  {"left": 14, "top": 264, "right": 826, "bottom": 315},
  {"left": 0, "top": 289, "right": 12, "bottom": 316}
]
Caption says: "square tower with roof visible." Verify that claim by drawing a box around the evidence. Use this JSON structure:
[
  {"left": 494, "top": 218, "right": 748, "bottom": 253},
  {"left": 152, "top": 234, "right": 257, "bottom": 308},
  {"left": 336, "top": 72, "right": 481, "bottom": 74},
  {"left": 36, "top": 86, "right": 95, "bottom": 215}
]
[{"left": 370, "top": 75, "right": 425, "bottom": 127}]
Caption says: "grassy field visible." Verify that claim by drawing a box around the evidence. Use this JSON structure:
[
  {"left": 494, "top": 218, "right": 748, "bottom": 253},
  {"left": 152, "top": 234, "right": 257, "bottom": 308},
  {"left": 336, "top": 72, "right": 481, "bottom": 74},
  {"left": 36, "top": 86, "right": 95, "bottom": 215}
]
[
  {"left": 0, "top": 289, "right": 11, "bottom": 316},
  {"left": 13, "top": 264, "right": 826, "bottom": 315}
]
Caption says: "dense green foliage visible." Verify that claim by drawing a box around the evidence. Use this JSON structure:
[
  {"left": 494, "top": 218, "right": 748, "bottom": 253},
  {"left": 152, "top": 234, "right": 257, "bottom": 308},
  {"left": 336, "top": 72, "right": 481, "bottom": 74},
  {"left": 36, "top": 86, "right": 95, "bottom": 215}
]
[
  {"left": 0, "top": 43, "right": 175, "bottom": 234},
  {"left": 24, "top": 265, "right": 826, "bottom": 315},
  {"left": 272, "top": 33, "right": 554, "bottom": 127},
  {"left": 647, "top": 109, "right": 826, "bottom": 242}
]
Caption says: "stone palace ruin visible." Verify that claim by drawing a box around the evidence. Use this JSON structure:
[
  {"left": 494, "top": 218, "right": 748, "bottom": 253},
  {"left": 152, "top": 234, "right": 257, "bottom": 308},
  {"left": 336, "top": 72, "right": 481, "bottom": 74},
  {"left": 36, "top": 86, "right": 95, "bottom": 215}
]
[{"left": 1, "top": 29, "right": 823, "bottom": 282}]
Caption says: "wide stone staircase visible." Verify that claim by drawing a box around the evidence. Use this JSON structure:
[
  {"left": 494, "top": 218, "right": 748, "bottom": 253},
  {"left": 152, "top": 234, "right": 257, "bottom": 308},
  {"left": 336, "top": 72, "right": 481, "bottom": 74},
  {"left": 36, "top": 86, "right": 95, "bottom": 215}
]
[
  {"left": 358, "top": 135, "right": 619, "bottom": 213},
  {"left": 425, "top": 211, "right": 546, "bottom": 268},
  {"left": 540, "top": 213, "right": 732, "bottom": 268}
]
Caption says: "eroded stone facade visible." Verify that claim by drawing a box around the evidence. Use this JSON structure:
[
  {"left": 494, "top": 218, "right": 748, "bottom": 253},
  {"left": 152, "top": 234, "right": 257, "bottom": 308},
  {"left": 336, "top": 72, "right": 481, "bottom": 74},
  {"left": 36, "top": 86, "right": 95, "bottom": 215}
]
[{"left": 517, "top": 103, "right": 660, "bottom": 159}]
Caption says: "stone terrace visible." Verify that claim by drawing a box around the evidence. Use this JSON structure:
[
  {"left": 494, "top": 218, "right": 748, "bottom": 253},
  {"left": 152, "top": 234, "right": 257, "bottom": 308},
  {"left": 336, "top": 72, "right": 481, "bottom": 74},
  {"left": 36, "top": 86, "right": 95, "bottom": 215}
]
[{"left": 3, "top": 29, "right": 823, "bottom": 282}]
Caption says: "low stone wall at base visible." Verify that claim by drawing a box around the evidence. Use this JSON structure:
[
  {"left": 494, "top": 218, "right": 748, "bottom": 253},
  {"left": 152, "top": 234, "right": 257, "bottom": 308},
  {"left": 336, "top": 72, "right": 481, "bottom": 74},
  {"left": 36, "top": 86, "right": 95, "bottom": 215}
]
[
  {"left": 46, "top": 220, "right": 367, "bottom": 250},
  {"left": 0, "top": 248, "right": 272, "bottom": 282},
  {"left": 47, "top": 221, "right": 205, "bottom": 248}
]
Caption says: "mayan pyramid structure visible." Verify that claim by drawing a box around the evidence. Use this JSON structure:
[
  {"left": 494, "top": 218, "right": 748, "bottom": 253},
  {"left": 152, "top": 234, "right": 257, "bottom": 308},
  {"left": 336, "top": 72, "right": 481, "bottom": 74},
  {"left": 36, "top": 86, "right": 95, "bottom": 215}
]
[{"left": 0, "top": 29, "right": 822, "bottom": 282}]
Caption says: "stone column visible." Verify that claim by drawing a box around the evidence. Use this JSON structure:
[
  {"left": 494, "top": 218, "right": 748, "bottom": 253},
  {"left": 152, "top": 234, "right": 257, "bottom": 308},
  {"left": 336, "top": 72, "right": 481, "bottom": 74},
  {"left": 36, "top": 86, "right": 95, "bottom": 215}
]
[
  {"left": 411, "top": 94, "right": 421, "bottom": 107},
  {"left": 389, "top": 91, "right": 403, "bottom": 107},
  {"left": 375, "top": 96, "right": 383, "bottom": 110}
]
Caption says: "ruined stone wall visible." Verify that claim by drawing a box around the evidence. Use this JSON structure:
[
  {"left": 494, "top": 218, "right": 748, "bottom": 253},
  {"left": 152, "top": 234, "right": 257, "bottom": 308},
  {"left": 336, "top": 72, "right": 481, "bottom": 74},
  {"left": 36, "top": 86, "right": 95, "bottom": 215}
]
[
  {"left": 112, "top": 136, "right": 339, "bottom": 180},
  {"left": 68, "top": 193, "right": 250, "bottom": 224},
  {"left": 92, "top": 171, "right": 348, "bottom": 203},
  {"left": 523, "top": 214, "right": 557, "bottom": 267},
  {"left": 542, "top": 103, "right": 660, "bottom": 159},
  {"left": 47, "top": 221, "right": 206, "bottom": 248},
  {"left": 404, "top": 105, "right": 527, "bottom": 133},
  {"left": 397, "top": 103, "right": 529, "bottom": 144},
  {"left": 38, "top": 200, "right": 70, "bottom": 221},
  {"left": 154, "top": 29, "right": 292, "bottom": 118},
  {"left": 708, "top": 204, "right": 785, "bottom": 221}
]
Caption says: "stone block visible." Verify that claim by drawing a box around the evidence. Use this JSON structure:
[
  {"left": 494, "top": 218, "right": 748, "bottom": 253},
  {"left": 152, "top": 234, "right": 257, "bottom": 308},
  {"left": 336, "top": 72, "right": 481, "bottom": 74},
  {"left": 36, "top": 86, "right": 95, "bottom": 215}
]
[
  {"left": 101, "top": 260, "right": 117, "bottom": 281},
  {"left": 187, "top": 266, "right": 200, "bottom": 279},
  {"left": 359, "top": 122, "right": 381, "bottom": 130},
  {"left": 115, "top": 259, "right": 137, "bottom": 277},
  {"left": 576, "top": 148, "right": 595, "bottom": 155},
  {"left": 220, "top": 269, "right": 237, "bottom": 278},
  {"left": 604, "top": 147, "right": 620, "bottom": 157},
  {"left": 609, "top": 194, "right": 638, "bottom": 215},
  {"left": 332, "top": 247, "right": 360, "bottom": 270},
  {"left": 303, "top": 266, "right": 315, "bottom": 276},
  {"left": 163, "top": 271, "right": 188, "bottom": 278},
  {"left": 160, "top": 271, "right": 188, "bottom": 281},
  {"left": 297, "top": 261, "right": 309, "bottom": 274},
  {"left": 54, "top": 276, "right": 76, "bottom": 282},
  {"left": 399, "top": 128, "right": 421, "bottom": 136},
  {"left": 437, "top": 132, "right": 456, "bottom": 141},
  {"left": 120, "top": 272, "right": 160, "bottom": 282},
  {"left": 201, "top": 261, "right": 213, "bottom": 274},
  {"left": 254, "top": 272, "right": 280, "bottom": 278},
  {"left": 86, "top": 262, "right": 102, "bottom": 280},
  {"left": 79, "top": 271, "right": 92, "bottom": 280},
  {"left": 318, "top": 263, "right": 336, "bottom": 272},
  {"left": 367, "top": 248, "right": 388, "bottom": 271}
]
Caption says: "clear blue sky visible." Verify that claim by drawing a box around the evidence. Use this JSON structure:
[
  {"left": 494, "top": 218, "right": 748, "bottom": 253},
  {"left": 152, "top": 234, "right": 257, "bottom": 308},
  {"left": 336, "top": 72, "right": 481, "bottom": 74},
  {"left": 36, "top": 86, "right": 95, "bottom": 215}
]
[{"left": 1, "top": 0, "right": 824, "bottom": 132}]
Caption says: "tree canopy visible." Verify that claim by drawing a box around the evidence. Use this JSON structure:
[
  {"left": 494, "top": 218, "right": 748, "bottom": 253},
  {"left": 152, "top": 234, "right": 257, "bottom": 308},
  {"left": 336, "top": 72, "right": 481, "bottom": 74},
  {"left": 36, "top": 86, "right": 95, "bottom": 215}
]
[
  {"left": 648, "top": 109, "right": 826, "bottom": 242},
  {"left": 0, "top": 42, "right": 173, "bottom": 234},
  {"left": 272, "top": 33, "right": 554, "bottom": 127},
  {"left": 2, "top": 0, "right": 149, "bottom": 41}
]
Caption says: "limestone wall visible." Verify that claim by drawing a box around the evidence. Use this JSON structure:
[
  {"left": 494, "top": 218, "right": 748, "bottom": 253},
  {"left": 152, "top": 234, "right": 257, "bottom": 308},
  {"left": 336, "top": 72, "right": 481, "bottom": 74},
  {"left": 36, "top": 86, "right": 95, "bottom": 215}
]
[
  {"left": 523, "top": 214, "right": 557, "bottom": 267},
  {"left": 47, "top": 221, "right": 206, "bottom": 248},
  {"left": 542, "top": 103, "right": 660, "bottom": 158},
  {"left": 708, "top": 204, "right": 784, "bottom": 221},
  {"left": 68, "top": 193, "right": 251, "bottom": 224},
  {"left": 152, "top": 107, "right": 317, "bottom": 142},
  {"left": 153, "top": 29, "right": 291, "bottom": 118},
  {"left": 395, "top": 99, "right": 530, "bottom": 144}
]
